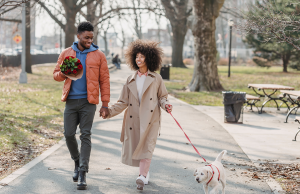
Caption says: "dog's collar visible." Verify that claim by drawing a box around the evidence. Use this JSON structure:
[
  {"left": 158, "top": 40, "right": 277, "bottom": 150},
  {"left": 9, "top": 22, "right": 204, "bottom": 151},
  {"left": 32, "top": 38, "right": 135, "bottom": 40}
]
[{"left": 205, "top": 164, "right": 220, "bottom": 185}]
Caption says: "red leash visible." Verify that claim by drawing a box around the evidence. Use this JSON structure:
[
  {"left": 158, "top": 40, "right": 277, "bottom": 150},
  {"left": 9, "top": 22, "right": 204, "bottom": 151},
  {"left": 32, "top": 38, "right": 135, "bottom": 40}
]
[{"left": 167, "top": 108, "right": 207, "bottom": 162}]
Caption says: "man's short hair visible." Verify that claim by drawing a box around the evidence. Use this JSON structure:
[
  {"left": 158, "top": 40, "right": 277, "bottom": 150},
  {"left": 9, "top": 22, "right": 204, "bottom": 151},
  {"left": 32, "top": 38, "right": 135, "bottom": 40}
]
[{"left": 77, "top": 21, "right": 94, "bottom": 34}]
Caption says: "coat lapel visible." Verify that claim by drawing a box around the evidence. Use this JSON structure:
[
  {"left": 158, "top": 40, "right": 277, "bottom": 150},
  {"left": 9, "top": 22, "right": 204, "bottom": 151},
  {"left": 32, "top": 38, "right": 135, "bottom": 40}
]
[
  {"left": 141, "top": 71, "right": 155, "bottom": 99},
  {"left": 127, "top": 72, "right": 139, "bottom": 102}
]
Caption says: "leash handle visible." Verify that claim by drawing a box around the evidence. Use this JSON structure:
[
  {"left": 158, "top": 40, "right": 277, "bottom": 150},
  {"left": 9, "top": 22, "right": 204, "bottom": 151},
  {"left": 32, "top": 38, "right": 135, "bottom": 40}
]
[{"left": 166, "top": 108, "right": 207, "bottom": 162}]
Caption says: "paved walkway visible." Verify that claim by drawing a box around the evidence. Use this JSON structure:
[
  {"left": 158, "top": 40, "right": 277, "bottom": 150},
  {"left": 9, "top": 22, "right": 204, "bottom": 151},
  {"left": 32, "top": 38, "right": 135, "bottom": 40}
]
[
  {"left": 193, "top": 106, "right": 300, "bottom": 164},
  {"left": 0, "top": 65, "right": 274, "bottom": 193}
]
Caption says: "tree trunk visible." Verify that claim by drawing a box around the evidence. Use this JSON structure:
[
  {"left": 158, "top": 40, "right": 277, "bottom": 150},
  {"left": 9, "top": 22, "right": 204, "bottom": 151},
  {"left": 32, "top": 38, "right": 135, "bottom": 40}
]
[
  {"left": 64, "top": 12, "right": 76, "bottom": 48},
  {"left": 189, "top": 0, "right": 224, "bottom": 91},
  {"left": 25, "top": 1, "right": 32, "bottom": 73},
  {"left": 93, "top": 26, "right": 99, "bottom": 46},
  {"left": 282, "top": 54, "right": 290, "bottom": 73},
  {"left": 171, "top": 24, "right": 187, "bottom": 68},
  {"left": 103, "top": 31, "right": 109, "bottom": 56},
  {"left": 86, "top": 2, "right": 98, "bottom": 46}
]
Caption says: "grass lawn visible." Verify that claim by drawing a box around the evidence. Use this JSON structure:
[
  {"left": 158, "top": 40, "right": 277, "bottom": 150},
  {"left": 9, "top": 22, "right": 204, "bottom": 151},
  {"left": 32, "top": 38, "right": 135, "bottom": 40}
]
[
  {"left": 165, "top": 66, "right": 300, "bottom": 107},
  {"left": 0, "top": 64, "right": 65, "bottom": 179}
]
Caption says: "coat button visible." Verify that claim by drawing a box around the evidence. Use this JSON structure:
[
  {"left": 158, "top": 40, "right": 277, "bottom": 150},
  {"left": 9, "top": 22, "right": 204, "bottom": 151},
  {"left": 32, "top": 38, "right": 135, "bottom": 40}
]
[
  {"left": 130, "top": 116, "right": 132, "bottom": 118},
  {"left": 151, "top": 110, "right": 153, "bottom": 112},
  {"left": 130, "top": 104, "right": 132, "bottom": 106},
  {"left": 150, "top": 98, "right": 152, "bottom": 100},
  {"left": 130, "top": 127, "right": 132, "bottom": 130}
]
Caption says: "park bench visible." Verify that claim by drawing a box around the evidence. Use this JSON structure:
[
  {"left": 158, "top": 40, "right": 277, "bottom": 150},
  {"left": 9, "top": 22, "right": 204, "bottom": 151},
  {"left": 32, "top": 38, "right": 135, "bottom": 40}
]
[
  {"left": 280, "top": 91, "right": 300, "bottom": 123},
  {"left": 293, "top": 117, "right": 300, "bottom": 141},
  {"left": 244, "top": 94, "right": 260, "bottom": 111}
]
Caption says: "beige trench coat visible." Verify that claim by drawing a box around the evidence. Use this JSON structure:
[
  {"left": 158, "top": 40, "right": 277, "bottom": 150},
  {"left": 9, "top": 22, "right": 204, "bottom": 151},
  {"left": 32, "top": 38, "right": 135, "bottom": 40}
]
[{"left": 107, "top": 70, "right": 170, "bottom": 167}]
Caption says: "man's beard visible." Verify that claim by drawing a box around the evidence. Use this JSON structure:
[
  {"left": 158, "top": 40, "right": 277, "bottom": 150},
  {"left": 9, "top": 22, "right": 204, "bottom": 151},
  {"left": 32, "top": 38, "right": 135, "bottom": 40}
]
[{"left": 79, "top": 41, "right": 90, "bottom": 50}]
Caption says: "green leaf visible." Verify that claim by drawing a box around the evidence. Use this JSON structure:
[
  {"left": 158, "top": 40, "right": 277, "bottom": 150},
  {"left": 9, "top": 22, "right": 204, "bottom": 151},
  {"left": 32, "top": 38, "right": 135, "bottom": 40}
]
[
  {"left": 71, "top": 68, "right": 74, "bottom": 71},
  {"left": 74, "top": 66, "right": 78, "bottom": 68}
]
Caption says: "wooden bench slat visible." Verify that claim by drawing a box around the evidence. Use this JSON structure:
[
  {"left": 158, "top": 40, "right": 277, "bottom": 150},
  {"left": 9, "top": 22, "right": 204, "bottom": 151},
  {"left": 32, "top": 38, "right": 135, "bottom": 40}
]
[{"left": 246, "top": 94, "right": 260, "bottom": 101}]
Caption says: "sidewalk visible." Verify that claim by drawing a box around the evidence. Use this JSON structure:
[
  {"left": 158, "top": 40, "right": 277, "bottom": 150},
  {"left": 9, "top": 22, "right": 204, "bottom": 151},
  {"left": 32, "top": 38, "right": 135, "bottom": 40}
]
[
  {"left": 193, "top": 106, "right": 300, "bottom": 164},
  {"left": 0, "top": 65, "right": 273, "bottom": 194}
]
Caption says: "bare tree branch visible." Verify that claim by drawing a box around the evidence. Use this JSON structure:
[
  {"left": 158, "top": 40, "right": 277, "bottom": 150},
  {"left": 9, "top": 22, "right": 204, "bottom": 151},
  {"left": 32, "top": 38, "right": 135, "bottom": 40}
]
[
  {"left": 0, "top": 0, "right": 31, "bottom": 9},
  {"left": 0, "top": 17, "right": 21, "bottom": 22},
  {"left": 34, "top": 0, "right": 65, "bottom": 29}
]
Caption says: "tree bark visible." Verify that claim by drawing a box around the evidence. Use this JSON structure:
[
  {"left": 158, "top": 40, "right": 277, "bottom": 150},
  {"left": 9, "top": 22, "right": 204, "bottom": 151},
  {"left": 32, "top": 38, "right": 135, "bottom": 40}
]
[
  {"left": 171, "top": 23, "right": 187, "bottom": 68},
  {"left": 93, "top": 26, "right": 99, "bottom": 46},
  {"left": 189, "top": 0, "right": 224, "bottom": 91},
  {"left": 103, "top": 31, "right": 109, "bottom": 56},
  {"left": 86, "top": 2, "right": 98, "bottom": 45},
  {"left": 161, "top": 0, "right": 192, "bottom": 68},
  {"left": 282, "top": 54, "right": 290, "bottom": 73},
  {"left": 25, "top": 1, "right": 32, "bottom": 73},
  {"left": 64, "top": 11, "right": 76, "bottom": 48}
]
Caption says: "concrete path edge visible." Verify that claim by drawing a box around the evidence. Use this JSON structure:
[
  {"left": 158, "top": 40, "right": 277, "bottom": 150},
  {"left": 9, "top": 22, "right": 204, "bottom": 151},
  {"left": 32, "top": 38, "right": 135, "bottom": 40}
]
[
  {"left": 0, "top": 138, "right": 65, "bottom": 189},
  {"left": 168, "top": 95, "right": 285, "bottom": 194}
]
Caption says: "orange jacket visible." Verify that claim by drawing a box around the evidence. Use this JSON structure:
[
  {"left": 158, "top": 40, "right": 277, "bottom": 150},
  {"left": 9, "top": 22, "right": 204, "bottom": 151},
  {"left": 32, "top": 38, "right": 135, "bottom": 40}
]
[{"left": 53, "top": 47, "right": 110, "bottom": 106}]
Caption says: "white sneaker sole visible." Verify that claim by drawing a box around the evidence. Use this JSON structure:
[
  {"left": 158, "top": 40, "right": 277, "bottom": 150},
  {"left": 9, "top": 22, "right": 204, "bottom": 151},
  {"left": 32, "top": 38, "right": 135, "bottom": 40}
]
[{"left": 136, "top": 179, "right": 145, "bottom": 190}]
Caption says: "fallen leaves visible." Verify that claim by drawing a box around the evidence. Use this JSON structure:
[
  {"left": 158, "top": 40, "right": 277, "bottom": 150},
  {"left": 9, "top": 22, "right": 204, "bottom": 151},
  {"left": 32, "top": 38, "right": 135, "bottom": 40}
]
[{"left": 242, "top": 162, "right": 300, "bottom": 194}]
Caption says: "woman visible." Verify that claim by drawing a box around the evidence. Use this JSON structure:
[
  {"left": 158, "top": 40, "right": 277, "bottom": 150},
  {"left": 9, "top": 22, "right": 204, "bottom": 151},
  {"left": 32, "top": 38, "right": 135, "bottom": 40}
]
[{"left": 103, "top": 39, "right": 172, "bottom": 190}]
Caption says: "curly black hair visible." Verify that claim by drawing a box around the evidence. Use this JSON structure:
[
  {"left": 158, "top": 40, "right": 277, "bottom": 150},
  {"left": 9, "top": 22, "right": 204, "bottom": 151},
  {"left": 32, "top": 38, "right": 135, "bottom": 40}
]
[
  {"left": 77, "top": 21, "right": 94, "bottom": 34},
  {"left": 125, "top": 39, "right": 163, "bottom": 72}
]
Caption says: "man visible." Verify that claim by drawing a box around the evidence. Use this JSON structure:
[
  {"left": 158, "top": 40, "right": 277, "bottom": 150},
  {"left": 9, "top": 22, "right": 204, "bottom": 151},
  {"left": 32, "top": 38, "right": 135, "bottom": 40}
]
[{"left": 53, "top": 21, "right": 110, "bottom": 190}]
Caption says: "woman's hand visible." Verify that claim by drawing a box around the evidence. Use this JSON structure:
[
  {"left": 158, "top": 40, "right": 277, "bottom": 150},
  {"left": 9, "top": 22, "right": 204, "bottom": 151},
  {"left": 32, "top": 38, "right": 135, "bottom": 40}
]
[{"left": 165, "top": 104, "right": 173, "bottom": 113}]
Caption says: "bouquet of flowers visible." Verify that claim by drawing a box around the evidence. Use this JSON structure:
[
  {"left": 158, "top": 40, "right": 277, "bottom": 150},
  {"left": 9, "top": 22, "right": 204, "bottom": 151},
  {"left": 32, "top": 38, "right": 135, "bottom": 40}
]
[{"left": 60, "top": 56, "right": 83, "bottom": 80}]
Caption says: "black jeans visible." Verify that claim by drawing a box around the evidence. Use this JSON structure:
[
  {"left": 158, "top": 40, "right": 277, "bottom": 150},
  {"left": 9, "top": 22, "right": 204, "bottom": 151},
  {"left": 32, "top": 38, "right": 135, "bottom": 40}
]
[{"left": 64, "top": 98, "right": 96, "bottom": 172}]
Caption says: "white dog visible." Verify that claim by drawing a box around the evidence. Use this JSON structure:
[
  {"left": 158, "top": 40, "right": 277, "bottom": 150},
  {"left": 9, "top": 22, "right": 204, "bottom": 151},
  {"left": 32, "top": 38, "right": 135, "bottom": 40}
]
[{"left": 194, "top": 150, "right": 227, "bottom": 194}]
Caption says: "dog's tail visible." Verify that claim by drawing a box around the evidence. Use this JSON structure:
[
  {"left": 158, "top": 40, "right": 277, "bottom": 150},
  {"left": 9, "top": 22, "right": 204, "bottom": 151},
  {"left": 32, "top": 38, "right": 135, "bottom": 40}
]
[{"left": 215, "top": 150, "right": 227, "bottom": 162}]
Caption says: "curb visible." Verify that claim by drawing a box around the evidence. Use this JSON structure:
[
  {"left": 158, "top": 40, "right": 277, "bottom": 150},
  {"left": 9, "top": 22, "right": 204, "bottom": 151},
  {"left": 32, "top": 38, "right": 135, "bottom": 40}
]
[
  {"left": 0, "top": 139, "right": 65, "bottom": 189},
  {"left": 168, "top": 95, "right": 285, "bottom": 194}
]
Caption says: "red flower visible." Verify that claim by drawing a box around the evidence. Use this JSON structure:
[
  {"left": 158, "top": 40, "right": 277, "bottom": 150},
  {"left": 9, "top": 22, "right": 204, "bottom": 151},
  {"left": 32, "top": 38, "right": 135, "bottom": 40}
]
[
  {"left": 65, "top": 56, "right": 70, "bottom": 60},
  {"left": 72, "top": 69, "right": 77, "bottom": 74},
  {"left": 64, "top": 71, "right": 68, "bottom": 75},
  {"left": 77, "top": 59, "right": 81, "bottom": 64},
  {"left": 67, "top": 69, "right": 71, "bottom": 74},
  {"left": 77, "top": 64, "right": 83, "bottom": 70}
]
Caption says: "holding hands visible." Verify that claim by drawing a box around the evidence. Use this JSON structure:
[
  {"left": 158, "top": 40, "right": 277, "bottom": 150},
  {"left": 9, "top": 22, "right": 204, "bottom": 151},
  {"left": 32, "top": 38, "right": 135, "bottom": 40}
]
[{"left": 100, "top": 107, "right": 109, "bottom": 119}]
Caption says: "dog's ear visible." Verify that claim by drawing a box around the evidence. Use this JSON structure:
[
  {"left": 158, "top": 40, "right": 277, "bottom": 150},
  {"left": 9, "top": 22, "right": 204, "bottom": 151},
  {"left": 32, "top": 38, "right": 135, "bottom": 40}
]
[{"left": 193, "top": 169, "right": 198, "bottom": 176}]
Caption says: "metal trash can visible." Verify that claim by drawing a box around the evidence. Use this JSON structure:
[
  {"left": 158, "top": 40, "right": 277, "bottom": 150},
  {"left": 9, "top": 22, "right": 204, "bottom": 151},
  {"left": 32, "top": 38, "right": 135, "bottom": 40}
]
[
  {"left": 160, "top": 64, "right": 170, "bottom": 80},
  {"left": 222, "top": 91, "right": 246, "bottom": 123}
]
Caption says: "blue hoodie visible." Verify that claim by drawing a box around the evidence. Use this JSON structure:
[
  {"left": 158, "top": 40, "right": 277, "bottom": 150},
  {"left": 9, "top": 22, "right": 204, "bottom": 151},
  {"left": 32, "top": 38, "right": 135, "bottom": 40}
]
[{"left": 67, "top": 41, "right": 99, "bottom": 99}]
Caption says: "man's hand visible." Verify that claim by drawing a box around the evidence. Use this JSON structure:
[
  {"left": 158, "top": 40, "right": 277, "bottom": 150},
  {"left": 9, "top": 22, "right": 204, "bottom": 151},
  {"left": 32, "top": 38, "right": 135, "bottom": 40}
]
[
  {"left": 165, "top": 104, "right": 173, "bottom": 112},
  {"left": 100, "top": 107, "right": 109, "bottom": 119}
]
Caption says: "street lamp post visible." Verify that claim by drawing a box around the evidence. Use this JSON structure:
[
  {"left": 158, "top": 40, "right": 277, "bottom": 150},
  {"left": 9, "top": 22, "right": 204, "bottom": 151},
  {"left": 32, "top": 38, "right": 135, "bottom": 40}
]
[
  {"left": 19, "top": 3, "right": 27, "bottom": 83},
  {"left": 228, "top": 18, "right": 234, "bottom": 78}
]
